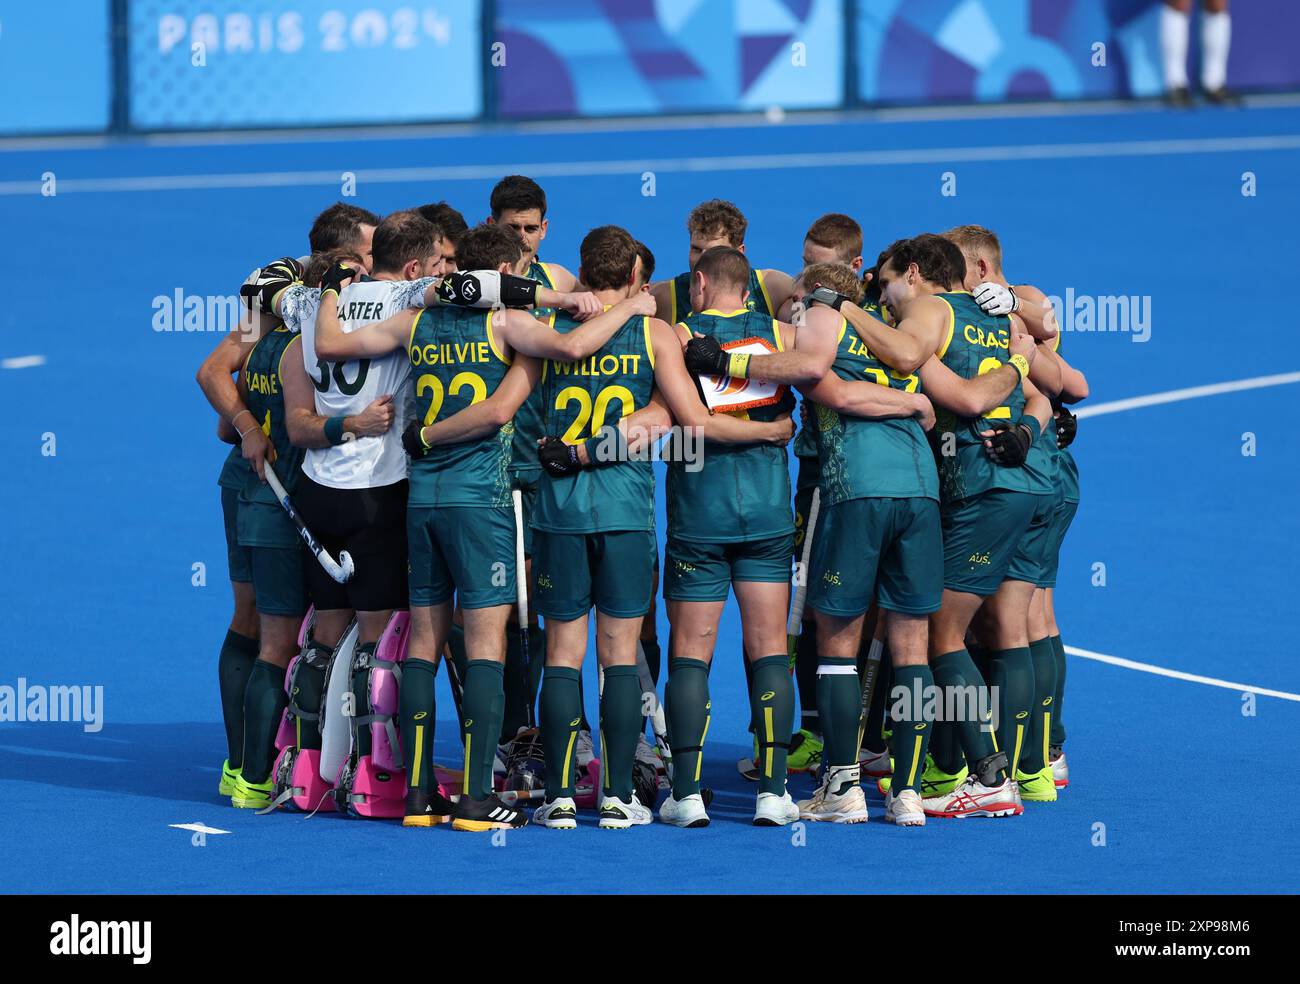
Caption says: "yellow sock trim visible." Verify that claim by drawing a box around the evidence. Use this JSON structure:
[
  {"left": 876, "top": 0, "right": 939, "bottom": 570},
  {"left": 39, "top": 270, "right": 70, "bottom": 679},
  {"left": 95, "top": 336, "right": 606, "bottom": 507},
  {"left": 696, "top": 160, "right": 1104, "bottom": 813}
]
[
  {"left": 410, "top": 724, "right": 424, "bottom": 788},
  {"left": 694, "top": 715, "right": 712, "bottom": 783},
  {"left": 905, "top": 734, "right": 923, "bottom": 788},
  {"left": 462, "top": 734, "right": 472, "bottom": 796},
  {"left": 561, "top": 729, "right": 577, "bottom": 791},
  {"left": 763, "top": 707, "right": 774, "bottom": 778}
]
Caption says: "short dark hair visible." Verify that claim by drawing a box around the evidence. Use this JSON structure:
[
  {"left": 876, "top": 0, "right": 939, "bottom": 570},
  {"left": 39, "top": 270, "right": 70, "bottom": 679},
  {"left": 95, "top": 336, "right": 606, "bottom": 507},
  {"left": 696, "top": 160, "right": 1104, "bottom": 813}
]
[
  {"left": 457, "top": 222, "right": 524, "bottom": 272},
  {"left": 880, "top": 234, "right": 965, "bottom": 291},
  {"left": 694, "top": 246, "right": 749, "bottom": 293},
  {"left": 489, "top": 175, "right": 547, "bottom": 219},
  {"left": 634, "top": 240, "right": 656, "bottom": 283},
  {"left": 579, "top": 225, "right": 638, "bottom": 291},
  {"left": 308, "top": 202, "right": 381, "bottom": 254},
  {"left": 417, "top": 201, "right": 468, "bottom": 244},
  {"left": 370, "top": 210, "right": 440, "bottom": 274},
  {"left": 303, "top": 248, "right": 365, "bottom": 289},
  {"left": 687, "top": 199, "right": 747, "bottom": 246},
  {"left": 805, "top": 213, "right": 863, "bottom": 263}
]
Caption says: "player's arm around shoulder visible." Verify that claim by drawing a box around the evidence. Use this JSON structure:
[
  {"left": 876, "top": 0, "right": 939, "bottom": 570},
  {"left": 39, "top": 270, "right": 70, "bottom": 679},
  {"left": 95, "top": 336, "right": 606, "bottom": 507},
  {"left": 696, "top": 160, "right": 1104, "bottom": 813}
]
[
  {"left": 748, "top": 306, "right": 838, "bottom": 387},
  {"left": 917, "top": 351, "right": 1018, "bottom": 419},
  {"left": 844, "top": 296, "right": 940, "bottom": 375},
  {"left": 650, "top": 319, "right": 793, "bottom": 447},
  {"left": 315, "top": 294, "right": 416, "bottom": 362},
  {"left": 802, "top": 363, "right": 932, "bottom": 429},
  {"left": 649, "top": 279, "right": 675, "bottom": 322},
  {"left": 417, "top": 355, "right": 541, "bottom": 451},
  {"left": 1008, "top": 283, "right": 1058, "bottom": 342},
  {"left": 759, "top": 268, "right": 796, "bottom": 314}
]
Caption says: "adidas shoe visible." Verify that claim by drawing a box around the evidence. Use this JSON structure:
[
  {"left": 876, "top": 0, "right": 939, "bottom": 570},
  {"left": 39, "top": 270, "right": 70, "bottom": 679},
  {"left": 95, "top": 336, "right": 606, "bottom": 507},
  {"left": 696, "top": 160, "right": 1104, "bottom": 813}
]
[
  {"left": 452, "top": 792, "right": 528, "bottom": 831},
  {"left": 883, "top": 787, "right": 926, "bottom": 827},
  {"left": 403, "top": 787, "right": 455, "bottom": 827},
  {"left": 219, "top": 759, "right": 240, "bottom": 797},
  {"left": 797, "top": 765, "right": 869, "bottom": 823},
  {"left": 922, "top": 774, "right": 1022, "bottom": 818},
  {"left": 1049, "top": 747, "right": 1069, "bottom": 788},
  {"left": 230, "top": 773, "right": 274, "bottom": 810},
  {"left": 658, "top": 792, "right": 710, "bottom": 828},
  {"left": 1016, "top": 767, "right": 1058, "bottom": 803},
  {"left": 754, "top": 791, "right": 801, "bottom": 826},
  {"left": 598, "top": 792, "right": 653, "bottom": 829},
  {"left": 533, "top": 796, "right": 579, "bottom": 830}
]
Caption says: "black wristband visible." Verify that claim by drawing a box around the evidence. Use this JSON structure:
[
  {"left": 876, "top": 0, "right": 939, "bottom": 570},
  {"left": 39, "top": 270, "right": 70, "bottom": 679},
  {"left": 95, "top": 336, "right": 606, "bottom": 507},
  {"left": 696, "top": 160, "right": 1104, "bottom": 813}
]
[{"left": 500, "top": 274, "right": 539, "bottom": 308}]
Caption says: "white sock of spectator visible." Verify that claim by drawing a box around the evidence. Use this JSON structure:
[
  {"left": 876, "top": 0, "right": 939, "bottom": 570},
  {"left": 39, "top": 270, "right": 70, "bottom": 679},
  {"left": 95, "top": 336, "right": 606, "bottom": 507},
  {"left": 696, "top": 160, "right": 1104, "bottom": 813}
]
[
  {"left": 1201, "top": 10, "right": 1232, "bottom": 92},
  {"left": 1160, "top": 4, "right": 1191, "bottom": 91}
]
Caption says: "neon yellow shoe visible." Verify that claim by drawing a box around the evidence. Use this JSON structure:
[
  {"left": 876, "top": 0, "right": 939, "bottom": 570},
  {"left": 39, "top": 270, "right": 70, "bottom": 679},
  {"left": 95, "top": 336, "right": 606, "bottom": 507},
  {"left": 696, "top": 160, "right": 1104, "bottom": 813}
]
[
  {"left": 231, "top": 773, "right": 275, "bottom": 810},
  {"left": 1016, "top": 767, "right": 1058, "bottom": 802},
  {"left": 877, "top": 756, "right": 967, "bottom": 798},
  {"left": 219, "top": 760, "right": 240, "bottom": 797},
  {"left": 786, "top": 729, "right": 824, "bottom": 774}
]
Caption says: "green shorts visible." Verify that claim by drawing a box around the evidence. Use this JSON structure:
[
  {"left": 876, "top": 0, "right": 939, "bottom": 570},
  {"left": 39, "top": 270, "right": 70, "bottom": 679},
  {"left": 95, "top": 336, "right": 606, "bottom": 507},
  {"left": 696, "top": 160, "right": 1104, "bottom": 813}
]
[
  {"left": 533, "top": 529, "right": 656, "bottom": 620},
  {"left": 941, "top": 489, "right": 1040, "bottom": 596},
  {"left": 407, "top": 505, "right": 517, "bottom": 610},
  {"left": 663, "top": 533, "right": 793, "bottom": 602},
  {"left": 223, "top": 486, "right": 253, "bottom": 584},
  {"left": 511, "top": 470, "right": 540, "bottom": 557},
  {"left": 236, "top": 499, "right": 308, "bottom": 617},
  {"left": 1037, "top": 491, "right": 1079, "bottom": 589},
  {"left": 808, "top": 497, "right": 942, "bottom": 617},
  {"left": 1004, "top": 492, "right": 1058, "bottom": 587}
]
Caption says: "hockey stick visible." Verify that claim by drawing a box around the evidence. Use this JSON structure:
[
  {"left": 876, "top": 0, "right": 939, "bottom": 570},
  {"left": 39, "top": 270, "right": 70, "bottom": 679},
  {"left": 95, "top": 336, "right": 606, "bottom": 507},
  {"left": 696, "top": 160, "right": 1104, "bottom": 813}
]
[
  {"left": 635, "top": 640, "right": 673, "bottom": 781},
  {"left": 787, "top": 487, "right": 820, "bottom": 671},
  {"left": 855, "top": 634, "right": 886, "bottom": 756},
  {"left": 511, "top": 489, "right": 535, "bottom": 728},
  {"left": 264, "top": 463, "right": 354, "bottom": 583}
]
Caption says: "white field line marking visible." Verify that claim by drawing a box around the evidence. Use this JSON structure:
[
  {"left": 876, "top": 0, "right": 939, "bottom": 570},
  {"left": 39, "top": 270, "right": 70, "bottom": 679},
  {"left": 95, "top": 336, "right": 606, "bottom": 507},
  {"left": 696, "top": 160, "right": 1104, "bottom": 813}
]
[
  {"left": 1066, "top": 646, "right": 1300, "bottom": 702},
  {"left": 2, "top": 133, "right": 1299, "bottom": 196},
  {"left": 1074, "top": 371, "right": 1300, "bottom": 418},
  {"left": 169, "top": 822, "right": 231, "bottom": 835},
  {"left": 1, "top": 354, "right": 46, "bottom": 369}
]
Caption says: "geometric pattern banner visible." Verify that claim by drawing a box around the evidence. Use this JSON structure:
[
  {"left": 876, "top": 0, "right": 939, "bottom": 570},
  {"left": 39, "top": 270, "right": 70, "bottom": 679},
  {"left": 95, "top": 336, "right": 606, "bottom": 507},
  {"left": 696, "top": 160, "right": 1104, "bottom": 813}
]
[
  {"left": 496, "top": 0, "right": 844, "bottom": 118},
  {"left": 127, "top": 1, "right": 482, "bottom": 129}
]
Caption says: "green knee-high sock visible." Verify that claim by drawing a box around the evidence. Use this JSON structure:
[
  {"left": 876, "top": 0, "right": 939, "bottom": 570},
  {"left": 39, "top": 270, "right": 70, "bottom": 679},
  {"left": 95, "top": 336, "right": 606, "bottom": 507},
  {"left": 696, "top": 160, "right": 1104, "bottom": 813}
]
[
  {"left": 743, "top": 651, "right": 756, "bottom": 735},
  {"left": 968, "top": 642, "right": 992, "bottom": 683},
  {"left": 240, "top": 659, "right": 287, "bottom": 784},
  {"left": 1024, "top": 637, "right": 1057, "bottom": 774},
  {"left": 795, "top": 617, "right": 820, "bottom": 735},
  {"left": 750, "top": 655, "right": 794, "bottom": 795},
  {"left": 462, "top": 659, "right": 505, "bottom": 799},
  {"left": 218, "top": 629, "right": 259, "bottom": 767},
  {"left": 930, "top": 650, "right": 997, "bottom": 769},
  {"left": 1049, "top": 634, "right": 1067, "bottom": 748},
  {"left": 400, "top": 658, "right": 437, "bottom": 794},
  {"left": 860, "top": 640, "right": 892, "bottom": 754},
  {"left": 665, "top": 657, "right": 710, "bottom": 799},
  {"left": 889, "top": 665, "right": 935, "bottom": 794},
  {"left": 599, "top": 665, "right": 642, "bottom": 801},
  {"left": 539, "top": 666, "right": 582, "bottom": 799},
  {"left": 987, "top": 647, "right": 1034, "bottom": 775},
  {"left": 502, "top": 625, "right": 528, "bottom": 740},
  {"left": 816, "top": 656, "right": 860, "bottom": 768}
]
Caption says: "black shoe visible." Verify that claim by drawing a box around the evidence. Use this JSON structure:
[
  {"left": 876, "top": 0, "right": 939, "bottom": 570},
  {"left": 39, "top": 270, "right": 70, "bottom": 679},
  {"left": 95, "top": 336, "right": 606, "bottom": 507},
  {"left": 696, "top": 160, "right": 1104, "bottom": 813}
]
[
  {"left": 451, "top": 792, "right": 528, "bottom": 831},
  {"left": 1165, "top": 85, "right": 1193, "bottom": 108},
  {"left": 402, "top": 787, "right": 455, "bottom": 827},
  {"left": 1203, "top": 86, "right": 1242, "bottom": 106}
]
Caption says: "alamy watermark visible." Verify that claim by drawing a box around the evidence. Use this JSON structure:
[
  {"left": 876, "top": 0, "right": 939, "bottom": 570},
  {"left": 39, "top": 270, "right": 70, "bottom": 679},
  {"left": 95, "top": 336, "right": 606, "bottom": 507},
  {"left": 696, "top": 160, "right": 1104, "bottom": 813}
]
[
  {"left": 1, "top": 678, "right": 104, "bottom": 732},
  {"left": 1044, "top": 289, "right": 1152, "bottom": 343}
]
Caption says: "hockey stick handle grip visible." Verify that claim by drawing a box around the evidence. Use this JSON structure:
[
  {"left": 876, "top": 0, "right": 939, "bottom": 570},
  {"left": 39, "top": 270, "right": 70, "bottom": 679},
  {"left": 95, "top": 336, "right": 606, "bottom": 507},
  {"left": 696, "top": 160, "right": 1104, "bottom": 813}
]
[
  {"left": 787, "top": 487, "right": 820, "bottom": 637},
  {"left": 511, "top": 489, "right": 529, "bottom": 624}
]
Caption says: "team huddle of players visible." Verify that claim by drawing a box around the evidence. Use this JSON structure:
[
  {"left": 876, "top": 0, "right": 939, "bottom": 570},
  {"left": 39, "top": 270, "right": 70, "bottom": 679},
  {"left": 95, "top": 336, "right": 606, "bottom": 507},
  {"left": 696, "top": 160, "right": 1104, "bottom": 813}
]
[{"left": 198, "top": 175, "right": 1087, "bottom": 831}]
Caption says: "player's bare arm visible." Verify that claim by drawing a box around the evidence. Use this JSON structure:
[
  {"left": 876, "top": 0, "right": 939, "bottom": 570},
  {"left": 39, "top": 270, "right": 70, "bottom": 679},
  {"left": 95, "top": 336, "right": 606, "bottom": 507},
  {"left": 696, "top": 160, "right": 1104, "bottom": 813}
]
[
  {"left": 801, "top": 372, "right": 935, "bottom": 431},
  {"left": 916, "top": 347, "right": 1025, "bottom": 418},
  {"left": 844, "top": 294, "right": 948, "bottom": 374},
  {"left": 281, "top": 335, "right": 394, "bottom": 451},
  {"left": 499, "top": 292, "right": 655, "bottom": 361},
  {"left": 408, "top": 355, "right": 542, "bottom": 451},
  {"left": 649, "top": 319, "right": 793, "bottom": 446},
  {"left": 197, "top": 313, "right": 272, "bottom": 474},
  {"left": 738, "top": 303, "right": 840, "bottom": 387},
  {"left": 1054, "top": 349, "right": 1090, "bottom": 404}
]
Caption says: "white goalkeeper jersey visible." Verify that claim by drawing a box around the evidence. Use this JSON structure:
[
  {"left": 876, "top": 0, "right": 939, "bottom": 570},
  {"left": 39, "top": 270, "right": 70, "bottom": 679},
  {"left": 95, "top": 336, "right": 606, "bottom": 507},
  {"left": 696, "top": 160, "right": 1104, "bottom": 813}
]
[{"left": 281, "top": 277, "right": 435, "bottom": 490}]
